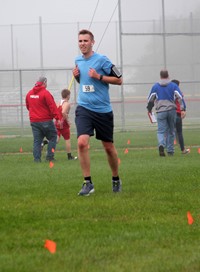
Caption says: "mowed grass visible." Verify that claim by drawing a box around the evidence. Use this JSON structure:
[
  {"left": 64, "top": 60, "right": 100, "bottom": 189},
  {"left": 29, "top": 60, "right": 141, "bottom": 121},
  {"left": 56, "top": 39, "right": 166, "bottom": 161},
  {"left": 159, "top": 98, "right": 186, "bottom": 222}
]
[{"left": 0, "top": 129, "right": 200, "bottom": 272}]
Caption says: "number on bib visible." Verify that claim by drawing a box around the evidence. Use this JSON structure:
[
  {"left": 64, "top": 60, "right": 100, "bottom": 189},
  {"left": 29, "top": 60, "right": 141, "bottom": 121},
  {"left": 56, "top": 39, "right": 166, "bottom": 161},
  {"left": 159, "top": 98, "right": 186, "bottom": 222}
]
[{"left": 82, "top": 85, "right": 95, "bottom": 92}]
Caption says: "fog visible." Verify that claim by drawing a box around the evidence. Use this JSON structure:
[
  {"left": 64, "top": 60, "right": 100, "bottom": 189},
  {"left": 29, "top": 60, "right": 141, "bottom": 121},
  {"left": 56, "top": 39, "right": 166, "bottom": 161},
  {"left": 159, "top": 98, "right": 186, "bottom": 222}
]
[
  {"left": 0, "top": 0, "right": 199, "bottom": 25},
  {"left": 0, "top": 0, "right": 200, "bottom": 129},
  {"left": 0, "top": 0, "right": 199, "bottom": 69}
]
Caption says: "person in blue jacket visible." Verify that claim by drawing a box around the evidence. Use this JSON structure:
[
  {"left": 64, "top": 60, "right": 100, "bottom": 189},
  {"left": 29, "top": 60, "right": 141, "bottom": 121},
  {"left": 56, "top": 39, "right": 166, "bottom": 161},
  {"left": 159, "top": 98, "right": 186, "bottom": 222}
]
[
  {"left": 147, "top": 70, "right": 184, "bottom": 156},
  {"left": 73, "top": 29, "right": 123, "bottom": 196}
]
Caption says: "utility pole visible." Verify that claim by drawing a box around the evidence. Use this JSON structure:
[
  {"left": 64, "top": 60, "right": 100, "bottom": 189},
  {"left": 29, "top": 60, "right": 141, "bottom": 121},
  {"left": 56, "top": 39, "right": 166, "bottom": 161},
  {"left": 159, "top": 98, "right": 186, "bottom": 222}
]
[
  {"left": 118, "top": 0, "right": 125, "bottom": 131},
  {"left": 161, "top": 0, "right": 167, "bottom": 68},
  {"left": 39, "top": 16, "right": 44, "bottom": 69}
]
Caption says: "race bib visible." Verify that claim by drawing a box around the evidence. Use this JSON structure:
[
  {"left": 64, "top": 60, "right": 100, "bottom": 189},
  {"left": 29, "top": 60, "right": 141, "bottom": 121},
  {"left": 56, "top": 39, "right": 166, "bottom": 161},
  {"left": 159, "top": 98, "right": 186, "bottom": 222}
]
[{"left": 82, "top": 85, "right": 95, "bottom": 92}]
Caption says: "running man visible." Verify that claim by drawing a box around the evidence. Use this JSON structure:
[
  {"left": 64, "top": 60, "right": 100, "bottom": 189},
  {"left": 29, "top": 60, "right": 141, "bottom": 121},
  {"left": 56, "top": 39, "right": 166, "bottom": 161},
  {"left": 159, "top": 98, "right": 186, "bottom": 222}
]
[{"left": 73, "top": 29, "right": 123, "bottom": 196}]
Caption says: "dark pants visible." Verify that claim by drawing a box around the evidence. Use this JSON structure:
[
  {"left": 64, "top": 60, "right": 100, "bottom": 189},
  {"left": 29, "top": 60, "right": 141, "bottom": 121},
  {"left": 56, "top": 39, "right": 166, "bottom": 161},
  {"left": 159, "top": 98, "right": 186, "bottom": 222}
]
[
  {"left": 31, "top": 120, "right": 57, "bottom": 162},
  {"left": 176, "top": 114, "right": 184, "bottom": 151}
]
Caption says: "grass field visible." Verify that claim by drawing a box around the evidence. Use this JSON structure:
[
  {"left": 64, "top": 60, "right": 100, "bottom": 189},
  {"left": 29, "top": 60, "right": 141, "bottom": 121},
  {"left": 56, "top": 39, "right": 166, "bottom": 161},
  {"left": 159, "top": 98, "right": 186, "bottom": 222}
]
[{"left": 0, "top": 129, "right": 200, "bottom": 272}]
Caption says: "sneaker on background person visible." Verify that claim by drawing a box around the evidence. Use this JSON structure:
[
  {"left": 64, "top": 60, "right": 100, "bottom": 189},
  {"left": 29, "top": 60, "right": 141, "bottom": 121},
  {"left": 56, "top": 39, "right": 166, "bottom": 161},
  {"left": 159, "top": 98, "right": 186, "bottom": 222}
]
[
  {"left": 112, "top": 179, "right": 122, "bottom": 193},
  {"left": 41, "top": 139, "right": 49, "bottom": 150},
  {"left": 67, "top": 153, "right": 78, "bottom": 160},
  {"left": 159, "top": 145, "right": 165, "bottom": 157},
  {"left": 182, "top": 148, "right": 190, "bottom": 154}
]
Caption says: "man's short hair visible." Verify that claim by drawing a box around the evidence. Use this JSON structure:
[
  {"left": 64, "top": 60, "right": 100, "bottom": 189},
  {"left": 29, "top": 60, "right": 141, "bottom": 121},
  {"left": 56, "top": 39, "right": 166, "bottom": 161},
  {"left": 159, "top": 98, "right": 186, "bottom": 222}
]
[
  {"left": 61, "top": 89, "right": 70, "bottom": 99},
  {"left": 171, "top": 79, "right": 180, "bottom": 86},
  {"left": 78, "top": 29, "right": 94, "bottom": 41},
  {"left": 38, "top": 76, "right": 47, "bottom": 84},
  {"left": 160, "top": 70, "right": 169, "bottom": 79}
]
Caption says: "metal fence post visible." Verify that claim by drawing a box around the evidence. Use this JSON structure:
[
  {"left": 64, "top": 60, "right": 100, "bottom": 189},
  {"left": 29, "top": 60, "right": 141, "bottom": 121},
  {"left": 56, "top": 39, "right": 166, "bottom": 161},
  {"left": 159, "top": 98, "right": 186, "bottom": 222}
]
[
  {"left": 39, "top": 16, "right": 44, "bottom": 70},
  {"left": 161, "top": 0, "right": 167, "bottom": 68},
  {"left": 19, "top": 69, "right": 24, "bottom": 136},
  {"left": 118, "top": 0, "right": 125, "bottom": 131}
]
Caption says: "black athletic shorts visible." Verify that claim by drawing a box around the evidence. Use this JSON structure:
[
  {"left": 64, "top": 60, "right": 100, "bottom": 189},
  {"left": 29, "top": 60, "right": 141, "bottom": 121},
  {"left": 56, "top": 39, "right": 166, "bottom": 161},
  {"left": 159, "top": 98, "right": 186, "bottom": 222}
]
[{"left": 75, "top": 105, "right": 114, "bottom": 142}]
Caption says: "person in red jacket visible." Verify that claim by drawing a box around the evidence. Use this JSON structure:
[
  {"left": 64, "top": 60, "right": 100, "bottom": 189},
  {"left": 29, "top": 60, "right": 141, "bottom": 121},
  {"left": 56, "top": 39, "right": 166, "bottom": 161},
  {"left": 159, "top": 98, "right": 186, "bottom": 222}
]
[{"left": 26, "top": 76, "right": 61, "bottom": 162}]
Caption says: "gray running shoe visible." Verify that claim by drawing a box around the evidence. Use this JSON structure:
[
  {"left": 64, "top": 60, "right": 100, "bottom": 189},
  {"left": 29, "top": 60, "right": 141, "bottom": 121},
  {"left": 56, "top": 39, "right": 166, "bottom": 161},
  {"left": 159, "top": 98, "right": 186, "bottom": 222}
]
[
  {"left": 78, "top": 181, "right": 95, "bottom": 196},
  {"left": 112, "top": 179, "right": 122, "bottom": 193}
]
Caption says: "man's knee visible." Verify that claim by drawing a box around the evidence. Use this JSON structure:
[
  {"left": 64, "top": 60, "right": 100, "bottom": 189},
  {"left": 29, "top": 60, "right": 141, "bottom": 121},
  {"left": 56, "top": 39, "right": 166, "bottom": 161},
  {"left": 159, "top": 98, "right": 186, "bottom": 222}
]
[
  {"left": 78, "top": 136, "right": 88, "bottom": 150},
  {"left": 104, "top": 143, "right": 115, "bottom": 155}
]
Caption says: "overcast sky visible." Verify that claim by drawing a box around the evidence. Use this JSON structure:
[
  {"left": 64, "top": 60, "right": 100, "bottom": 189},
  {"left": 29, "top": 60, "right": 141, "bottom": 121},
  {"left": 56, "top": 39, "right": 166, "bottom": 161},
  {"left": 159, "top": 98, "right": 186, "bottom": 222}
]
[
  {"left": 0, "top": 0, "right": 119, "bottom": 25},
  {"left": 0, "top": 0, "right": 199, "bottom": 26}
]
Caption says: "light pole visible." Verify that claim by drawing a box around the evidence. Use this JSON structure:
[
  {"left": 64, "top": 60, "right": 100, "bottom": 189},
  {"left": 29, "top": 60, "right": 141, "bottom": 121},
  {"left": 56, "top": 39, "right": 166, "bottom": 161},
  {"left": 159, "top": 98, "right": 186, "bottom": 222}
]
[
  {"left": 118, "top": 0, "right": 125, "bottom": 131},
  {"left": 39, "top": 16, "right": 44, "bottom": 70},
  {"left": 161, "top": 0, "right": 167, "bottom": 68}
]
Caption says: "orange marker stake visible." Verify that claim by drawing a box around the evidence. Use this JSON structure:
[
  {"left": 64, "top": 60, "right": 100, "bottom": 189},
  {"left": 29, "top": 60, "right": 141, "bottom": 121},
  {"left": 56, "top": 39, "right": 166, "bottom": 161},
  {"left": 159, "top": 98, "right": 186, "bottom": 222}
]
[
  {"left": 187, "top": 211, "right": 194, "bottom": 225},
  {"left": 174, "top": 139, "right": 177, "bottom": 145},
  {"left": 44, "top": 240, "right": 56, "bottom": 254},
  {"left": 198, "top": 148, "right": 200, "bottom": 154},
  {"left": 19, "top": 147, "right": 23, "bottom": 153},
  {"left": 52, "top": 148, "right": 55, "bottom": 153},
  {"left": 49, "top": 161, "right": 54, "bottom": 168},
  {"left": 127, "top": 139, "right": 131, "bottom": 145},
  {"left": 124, "top": 148, "right": 128, "bottom": 154},
  {"left": 118, "top": 158, "right": 121, "bottom": 165}
]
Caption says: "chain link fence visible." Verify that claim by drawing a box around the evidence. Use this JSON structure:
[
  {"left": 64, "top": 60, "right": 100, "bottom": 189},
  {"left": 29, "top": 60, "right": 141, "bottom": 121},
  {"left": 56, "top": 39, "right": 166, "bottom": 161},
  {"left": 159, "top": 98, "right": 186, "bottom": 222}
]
[{"left": 0, "top": 0, "right": 200, "bottom": 136}]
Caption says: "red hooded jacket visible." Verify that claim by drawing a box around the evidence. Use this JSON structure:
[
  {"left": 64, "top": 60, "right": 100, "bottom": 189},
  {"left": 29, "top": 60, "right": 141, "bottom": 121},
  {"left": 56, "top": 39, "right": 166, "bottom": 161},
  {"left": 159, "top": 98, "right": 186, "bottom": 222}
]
[{"left": 26, "top": 82, "right": 60, "bottom": 122}]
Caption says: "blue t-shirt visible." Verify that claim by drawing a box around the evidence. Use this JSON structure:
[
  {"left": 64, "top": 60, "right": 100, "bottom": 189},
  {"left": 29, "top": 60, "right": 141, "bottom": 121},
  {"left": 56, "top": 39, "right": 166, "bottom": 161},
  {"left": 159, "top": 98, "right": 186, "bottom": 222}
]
[{"left": 75, "top": 52, "right": 113, "bottom": 113}]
